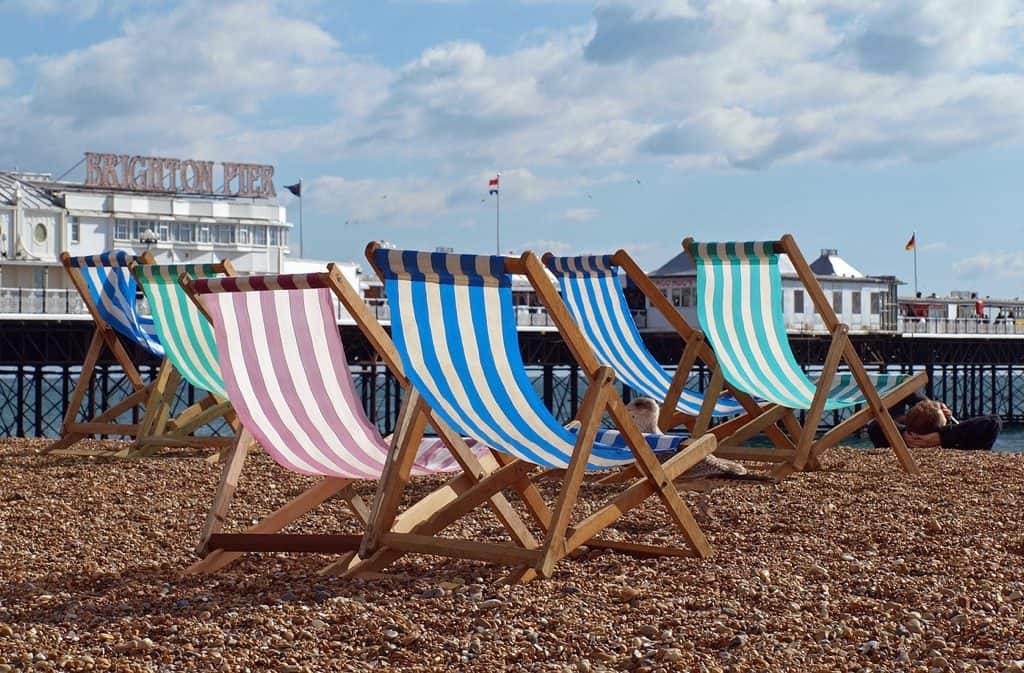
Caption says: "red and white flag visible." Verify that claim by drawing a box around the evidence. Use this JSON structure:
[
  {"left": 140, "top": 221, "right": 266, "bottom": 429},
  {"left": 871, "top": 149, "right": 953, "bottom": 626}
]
[{"left": 488, "top": 176, "right": 499, "bottom": 195}]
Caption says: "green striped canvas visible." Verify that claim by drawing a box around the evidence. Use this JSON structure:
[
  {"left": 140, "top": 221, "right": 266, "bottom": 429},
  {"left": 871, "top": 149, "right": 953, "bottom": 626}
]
[
  {"left": 691, "top": 240, "right": 909, "bottom": 411},
  {"left": 134, "top": 263, "right": 227, "bottom": 398}
]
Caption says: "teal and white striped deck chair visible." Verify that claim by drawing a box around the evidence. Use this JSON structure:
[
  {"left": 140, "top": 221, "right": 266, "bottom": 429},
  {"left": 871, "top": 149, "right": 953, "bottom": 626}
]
[
  {"left": 683, "top": 235, "right": 927, "bottom": 478},
  {"left": 360, "top": 244, "right": 719, "bottom": 583},
  {"left": 127, "top": 260, "right": 238, "bottom": 458},
  {"left": 45, "top": 250, "right": 164, "bottom": 455},
  {"left": 543, "top": 249, "right": 802, "bottom": 466}
]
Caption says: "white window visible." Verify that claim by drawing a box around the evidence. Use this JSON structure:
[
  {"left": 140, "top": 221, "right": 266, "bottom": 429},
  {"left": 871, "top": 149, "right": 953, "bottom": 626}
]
[
  {"left": 252, "top": 226, "right": 267, "bottom": 245},
  {"left": 115, "top": 220, "right": 129, "bottom": 240},
  {"left": 237, "top": 227, "right": 250, "bottom": 245},
  {"left": 852, "top": 291, "right": 862, "bottom": 314},
  {"left": 70, "top": 218, "right": 80, "bottom": 243},
  {"left": 175, "top": 222, "right": 195, "bottom": 242},
  {"left": 832, "top": 290, "right": 843, "bottom": 314},
  {"left": 794, "top": 289, "right": 805, "bottom": 314},
  {"left": 198, "top": 226, "right": 211, "bottom": 243},
  {"left": 215, "top": 224, "right": 234, "bottom": 244}
]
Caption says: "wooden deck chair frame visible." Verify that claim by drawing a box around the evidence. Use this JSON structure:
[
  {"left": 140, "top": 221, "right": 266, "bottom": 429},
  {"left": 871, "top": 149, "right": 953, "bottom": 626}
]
[
  {"left": 359, "top": 245, "right": 718, "bottom": 584},
  {"left": 682, "top": 234, "right": 927, "bottom": 480},
  {"left": 542, "top": 249, "right": 804, "bottom": 470},
  {"left": 124, "top": 259, "right": 240, "bottom": 459},
  {"left": 179, "top": 266, "right": 546, "bottom": 576},
  {"left": 44, "top": 250, "right": 164, "bottom": 455}
]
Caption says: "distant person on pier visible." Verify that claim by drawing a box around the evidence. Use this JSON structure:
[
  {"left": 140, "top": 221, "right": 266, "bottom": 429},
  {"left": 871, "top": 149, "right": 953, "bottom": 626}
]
[{"left": 866, "top": 391, "right": 1001, "bottom": 451}]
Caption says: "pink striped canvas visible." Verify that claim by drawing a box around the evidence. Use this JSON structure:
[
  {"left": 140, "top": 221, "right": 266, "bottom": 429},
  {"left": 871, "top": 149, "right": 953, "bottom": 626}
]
[{"left": 200, "top": 285, "right": 470, "bottom": 478}]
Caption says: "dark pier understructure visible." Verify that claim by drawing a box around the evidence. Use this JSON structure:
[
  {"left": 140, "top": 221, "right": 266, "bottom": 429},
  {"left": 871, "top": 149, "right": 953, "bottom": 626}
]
[{"left": 3, "top": 319, "right": 1023, "bottom": 438}]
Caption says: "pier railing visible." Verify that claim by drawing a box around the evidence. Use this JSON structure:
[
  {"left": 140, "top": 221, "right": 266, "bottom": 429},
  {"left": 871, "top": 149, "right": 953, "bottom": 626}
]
[
  {"left": 8, "top": 289, "right": 1024, "bottom": 337},
  {"left": 899, "top": 317, "right": 1024, "bottom": 336}
]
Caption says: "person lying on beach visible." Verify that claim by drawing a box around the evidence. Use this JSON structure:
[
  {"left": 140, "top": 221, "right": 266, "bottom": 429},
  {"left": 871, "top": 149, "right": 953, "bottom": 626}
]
[{"left": 866, "top": 391, "right": 1001, "bottom": 451}]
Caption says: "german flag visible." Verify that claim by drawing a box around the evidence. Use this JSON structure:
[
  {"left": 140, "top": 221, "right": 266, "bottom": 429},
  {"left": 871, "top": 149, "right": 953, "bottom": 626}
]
[{"left": 905, "top": 233, "right": 916, "bottom": 251}]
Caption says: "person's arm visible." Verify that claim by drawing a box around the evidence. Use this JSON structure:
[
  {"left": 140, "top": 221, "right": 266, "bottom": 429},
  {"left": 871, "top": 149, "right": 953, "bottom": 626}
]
[{"left": 904, "top": 430, "right": 941, "bottom": 448}]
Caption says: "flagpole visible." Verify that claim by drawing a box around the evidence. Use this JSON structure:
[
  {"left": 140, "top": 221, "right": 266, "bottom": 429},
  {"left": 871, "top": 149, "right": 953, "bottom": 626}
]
[
  {"left": 914, "top": 237, "right": 918, "bottom": 297},
  {"left": 298, "top": 178, "right": 304, "bottom": 259},
  {"left": 496, "top": 181, "right": 501, "bottom": 255}
]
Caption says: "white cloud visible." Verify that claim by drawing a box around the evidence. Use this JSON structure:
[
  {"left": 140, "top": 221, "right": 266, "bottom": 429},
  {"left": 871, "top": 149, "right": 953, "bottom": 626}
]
[
  {"left": 562, "top": 207, "right": 599, "bottom": 223},
  {"left": 2, "top": 0, "right": 1024, "bottom": 180},
  {"left": 954, "top": 251, "right": 1024, "bottom": 279}
]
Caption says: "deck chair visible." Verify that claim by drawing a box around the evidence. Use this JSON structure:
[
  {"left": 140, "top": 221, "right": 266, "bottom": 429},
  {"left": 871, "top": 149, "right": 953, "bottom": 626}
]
[
  {"left": 358, "top": 245, "right": 718, "bottom": 583},
  {"left": 181, "top": 268, "right": 546, "bottom": 575},
  {"left": 125, "top": 261, "right": 239, "bottom": 458},
  {"left": 44, "top": 250, "right": 167, "bottom": 454},
  {"left": 543, "top": 251, "right": 802, "bottom": 466},
  {"left": 683, "top": 235, "right": 928, "bottom": 479}
]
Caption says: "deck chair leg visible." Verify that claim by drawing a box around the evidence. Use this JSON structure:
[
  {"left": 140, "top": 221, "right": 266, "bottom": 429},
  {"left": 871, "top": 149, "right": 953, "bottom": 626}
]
[
  {"left": 792, "top": 326, "right": 848, "bottom": 471},
  {"left": 124, "top": 363, "right": 181, "bottom": 458},
  {"left": 607, "top": 396, "right": 712, "bottom": 558},
  {"left": 193, "top": 428, "right": 255, "bottom": 557},
  {"left": 691, "top": 367, "right": 724, "bottom": 437},
  {"left": 534, "top": 373, "right": 609, "bottom": 578},
  {"left": 360, "top": 389, "right": 431, "bottom": 559},
  {"left": 660, "top": 333, "right": 704, "bottom": 432},
  {"left": 431, "top": 422, "right": 540, "bottom": 551},
  {"left": 135, "top": 360, "right": 177, "bottom": 439},
  {"left": 346, "top": 460, "right": 538, "bottom": 578},
  {"left": 810, "top": 372, "right": 927, "bottom": 465}
]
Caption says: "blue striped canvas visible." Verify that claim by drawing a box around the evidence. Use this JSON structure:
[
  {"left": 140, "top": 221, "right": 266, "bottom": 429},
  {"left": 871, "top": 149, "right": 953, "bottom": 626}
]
[
  {"left": 547, "top": 255, "right": 744, "bottom": 417},
  {"left": 68, "top": 250, "right": 164, "bottom": 357},
  {"left": 690, "top": 241, "right": 909, "bottom": 410},
  {"left": 375, "top": 249, "right": 639, "bottom": 470}
]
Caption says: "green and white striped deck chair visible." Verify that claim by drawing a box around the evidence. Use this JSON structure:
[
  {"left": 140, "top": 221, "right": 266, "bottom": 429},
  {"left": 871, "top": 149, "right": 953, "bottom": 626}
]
[
  {"left": 127, "top": 260, "right": 237, "bottom": 457},
  {"left": 683, "top": 235, "right": 927, "bottom": 479}
]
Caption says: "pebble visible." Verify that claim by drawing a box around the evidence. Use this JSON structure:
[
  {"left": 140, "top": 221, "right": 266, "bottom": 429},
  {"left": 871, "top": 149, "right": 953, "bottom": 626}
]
[
  {"left": 906, "top": 618, "right": 925, "bottom": 635},
  {"left": 478, "top": 599, "right": 503, "bottom": 610},
  {"left": 728, "top": 634, "right": 748, "bottom": 650},
  {"left": 617, "top": 587, "right": 641, "bottom": 602},
  {"left": 659, "top": 648, "right": 684, "bottom": 663}
]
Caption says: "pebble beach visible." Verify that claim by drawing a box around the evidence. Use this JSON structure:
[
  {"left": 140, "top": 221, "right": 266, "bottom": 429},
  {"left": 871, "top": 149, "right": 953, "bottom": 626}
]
[{"left": 2, "top": 439, "right": 1023, "bottom": 673}]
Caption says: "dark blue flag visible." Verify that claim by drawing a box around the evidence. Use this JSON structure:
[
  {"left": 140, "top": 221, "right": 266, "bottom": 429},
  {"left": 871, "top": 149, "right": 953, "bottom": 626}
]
[{"left": 285, "top": 182, "right": 302, "bottom": 197}]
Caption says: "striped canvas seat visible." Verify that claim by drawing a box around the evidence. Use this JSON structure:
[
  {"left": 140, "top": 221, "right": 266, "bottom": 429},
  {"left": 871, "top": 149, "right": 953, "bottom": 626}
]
[
  {"left": 194, "top": 273, "right": 469, "bottom": 478},
  {"left": 546, "top": 254, "right": 743, "bottom": 417},
  {"left": 374, "top": 249, "right": 648, "bottom": 471},
  {"left": 44, "top": 249, "right": 170, "bottom": 455},
  {"left": 359, "top": 246, "right": 720, "bottom": 582},
  {"left": 690, "top": 241, "right": 911, "bottom": 410},
  {"left": 66, "top": 250, "right": 164, "bottom": 357},
  {"left": 134, "top": 264, "right": 226, "bottom": 398}
]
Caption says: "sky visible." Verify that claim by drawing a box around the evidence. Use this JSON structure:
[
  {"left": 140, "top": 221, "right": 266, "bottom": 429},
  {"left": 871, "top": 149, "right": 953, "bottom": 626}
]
[{"left": 0, "top": 0, "right": 1022, "bottom": 297}]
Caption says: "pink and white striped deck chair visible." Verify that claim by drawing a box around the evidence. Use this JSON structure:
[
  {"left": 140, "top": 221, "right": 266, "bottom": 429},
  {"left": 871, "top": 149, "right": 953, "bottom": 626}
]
[{"left": 182, "top": 267, "right": 540, "bottom": 575}]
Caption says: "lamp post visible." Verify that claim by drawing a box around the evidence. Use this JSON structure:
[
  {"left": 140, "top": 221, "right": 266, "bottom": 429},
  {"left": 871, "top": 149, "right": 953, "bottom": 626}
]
[{"left": 139, "top": 228, "right": 159, "bottom": 251}]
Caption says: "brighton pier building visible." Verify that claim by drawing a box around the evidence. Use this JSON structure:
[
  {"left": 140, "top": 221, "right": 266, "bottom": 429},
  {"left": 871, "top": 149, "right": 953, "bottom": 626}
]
[{"left": 0, "top": 152, "right": 293, "bottom": 304}]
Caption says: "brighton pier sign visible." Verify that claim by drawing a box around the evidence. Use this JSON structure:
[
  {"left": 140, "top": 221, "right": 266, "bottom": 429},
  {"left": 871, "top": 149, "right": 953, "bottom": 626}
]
[{"left": 84, "top": 152, "right": 277, "bottom": 198}]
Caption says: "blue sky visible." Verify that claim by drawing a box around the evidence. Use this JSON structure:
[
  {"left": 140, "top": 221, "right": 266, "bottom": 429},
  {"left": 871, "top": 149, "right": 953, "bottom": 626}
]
[{"left": 1, "top": 0, "right": 1022, "bottom": 297}]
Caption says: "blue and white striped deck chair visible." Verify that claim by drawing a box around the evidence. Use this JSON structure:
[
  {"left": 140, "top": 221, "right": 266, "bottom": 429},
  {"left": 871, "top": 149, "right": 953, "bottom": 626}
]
[
  {"left": 684, "top": 235, "right": 927, "bottom": 477},
  {"left": 543, "top": 250, "right": 803, "bottom": 467},
  {"left": 360, "top": 244, "right": 719, "bottom": 583},
  {"left": 45, "top": 249, "right": 165, "bottom": 454}
]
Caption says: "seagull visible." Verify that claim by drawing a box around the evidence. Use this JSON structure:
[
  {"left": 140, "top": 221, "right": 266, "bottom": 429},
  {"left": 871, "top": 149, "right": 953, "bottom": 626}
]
[
  {"left": 635, "top": 178, "right": 641, "bottom": 184},
  {"left": 586, "top": 193, "right": 593, "bottom": 199}
]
